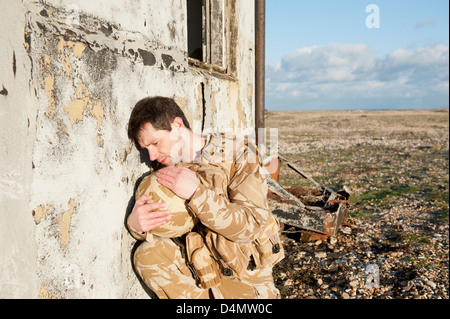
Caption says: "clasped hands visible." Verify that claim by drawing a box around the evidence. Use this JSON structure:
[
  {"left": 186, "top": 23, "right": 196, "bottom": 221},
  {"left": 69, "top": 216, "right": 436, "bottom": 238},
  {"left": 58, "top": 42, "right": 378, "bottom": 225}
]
[{"left": 128, "top": 167, "right": 199, "bottom": 233}]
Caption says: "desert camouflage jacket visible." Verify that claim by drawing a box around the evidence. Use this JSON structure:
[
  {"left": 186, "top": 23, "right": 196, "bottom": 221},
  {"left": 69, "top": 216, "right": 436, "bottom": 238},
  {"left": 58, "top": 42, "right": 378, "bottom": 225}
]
[
  {"left": 129, "top": 132, "right": 283, "bottom": 276},
  {"left": 187, "top": 132, "right": 271, "bottom": 243}
]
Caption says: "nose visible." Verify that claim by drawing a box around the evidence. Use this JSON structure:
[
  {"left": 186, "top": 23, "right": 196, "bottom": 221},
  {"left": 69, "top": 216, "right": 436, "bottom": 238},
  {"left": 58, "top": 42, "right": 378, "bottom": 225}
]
[{"left": 146, "top": 145, "right": 158, "bottom": 161}]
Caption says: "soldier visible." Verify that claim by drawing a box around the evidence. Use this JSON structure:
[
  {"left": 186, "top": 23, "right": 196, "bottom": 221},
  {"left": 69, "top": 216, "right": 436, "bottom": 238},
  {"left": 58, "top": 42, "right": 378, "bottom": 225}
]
[{"left": 126, "top": 96, "right": 284, "bottom": 299}]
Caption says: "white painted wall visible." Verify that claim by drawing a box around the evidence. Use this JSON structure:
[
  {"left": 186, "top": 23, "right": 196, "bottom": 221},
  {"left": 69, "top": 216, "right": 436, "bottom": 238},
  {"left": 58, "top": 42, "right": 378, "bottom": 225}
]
[{"left": 1, "top": 0, "right": 255, "bottom": 298}]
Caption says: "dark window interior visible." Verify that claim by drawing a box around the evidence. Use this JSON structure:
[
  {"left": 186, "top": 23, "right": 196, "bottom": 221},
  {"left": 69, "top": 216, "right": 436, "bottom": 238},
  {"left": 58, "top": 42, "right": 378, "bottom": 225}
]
[{"left": 187, "top": 0, "right": 203, "bottom": 61}]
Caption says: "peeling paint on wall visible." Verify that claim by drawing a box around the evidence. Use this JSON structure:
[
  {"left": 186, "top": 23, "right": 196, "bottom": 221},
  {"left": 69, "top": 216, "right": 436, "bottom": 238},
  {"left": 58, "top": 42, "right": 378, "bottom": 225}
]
[
  {"left": 115, "top": 146, "right": 132, "bottom": 164},
  {"left": 56, "top": 37, "right": 86, "bottom": 78},
  {"left": 38, "top": 284, "right": 65, "bottom": 299},
  {"left": 230, "top": 81, "right": 246, "bottom": 129},
  {"left": 42, "top": 73, "right": 56, "bottom": 118},
  {"left": 32, "top": 204, "right": 53, "bottom": 225},
  {"left": 57, "top": 198, "right": 76, "bottom": 246},
  {"left": 65, "top": 78, "right": 104, "bottom": 130}
]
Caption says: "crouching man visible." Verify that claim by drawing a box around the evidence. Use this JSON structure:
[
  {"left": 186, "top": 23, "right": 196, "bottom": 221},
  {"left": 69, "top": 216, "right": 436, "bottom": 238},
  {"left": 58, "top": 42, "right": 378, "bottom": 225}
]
[{"left": 126, "top": 96, "right": 284, "bottom": 299}]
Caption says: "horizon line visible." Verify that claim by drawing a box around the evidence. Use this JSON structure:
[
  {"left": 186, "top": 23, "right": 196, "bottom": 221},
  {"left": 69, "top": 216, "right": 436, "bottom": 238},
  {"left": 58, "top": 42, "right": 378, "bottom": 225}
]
[{"left": 265, "top": 107, "right": 449, "bottom": 112}]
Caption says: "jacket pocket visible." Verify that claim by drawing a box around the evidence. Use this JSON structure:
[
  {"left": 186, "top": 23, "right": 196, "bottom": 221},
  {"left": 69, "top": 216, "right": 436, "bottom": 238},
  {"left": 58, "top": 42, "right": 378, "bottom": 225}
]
[
  {"left": 185, "top": 232, "right": 221, "bottom": 289},
  {"left": 205, "top": 231, "right": 251, "bottom": 278},
  {"left": 253, "top": 214, "right": 285, "bottom": 268}
]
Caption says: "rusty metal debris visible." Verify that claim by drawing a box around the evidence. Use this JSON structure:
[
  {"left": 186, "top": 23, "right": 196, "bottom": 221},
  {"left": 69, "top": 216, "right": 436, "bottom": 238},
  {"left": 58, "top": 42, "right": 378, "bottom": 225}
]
[{"left": 265, "top": 155, "right": 350, "bottom": 239}]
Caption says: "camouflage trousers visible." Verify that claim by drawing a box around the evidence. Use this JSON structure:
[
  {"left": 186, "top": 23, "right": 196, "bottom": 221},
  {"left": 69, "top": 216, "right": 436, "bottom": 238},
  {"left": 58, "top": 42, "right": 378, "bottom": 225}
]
[{"left": 133, "top": 236, "right": 281, "bottom": 299}]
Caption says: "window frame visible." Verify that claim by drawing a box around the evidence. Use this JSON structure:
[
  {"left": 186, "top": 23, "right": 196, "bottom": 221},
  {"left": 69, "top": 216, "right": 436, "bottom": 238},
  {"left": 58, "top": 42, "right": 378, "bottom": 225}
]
[{"left": 187, "top": 0, "right": 231, "bottom": 76}]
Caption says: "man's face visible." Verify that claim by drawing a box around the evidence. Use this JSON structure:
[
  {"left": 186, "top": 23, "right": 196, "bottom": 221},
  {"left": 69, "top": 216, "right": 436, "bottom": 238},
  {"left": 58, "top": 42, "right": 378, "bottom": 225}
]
[{"left": 137, "top": 122, "right": 182, "bottom": 167}]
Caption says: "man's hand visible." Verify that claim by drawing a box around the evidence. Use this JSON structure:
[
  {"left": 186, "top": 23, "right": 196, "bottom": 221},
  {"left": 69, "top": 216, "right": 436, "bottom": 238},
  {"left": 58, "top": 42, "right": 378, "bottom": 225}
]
[
  {"left": 156, "top": 167, "right": 200, "bottom": 200},
  {"left": 128, "top": 195, "right": 171, "bottom": 233}
]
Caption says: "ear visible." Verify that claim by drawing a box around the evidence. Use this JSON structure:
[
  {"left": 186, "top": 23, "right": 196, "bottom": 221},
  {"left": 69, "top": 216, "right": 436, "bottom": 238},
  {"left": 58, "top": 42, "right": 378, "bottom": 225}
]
[{"left": 170, "top": 117, "right": 186, "bottom": 132}]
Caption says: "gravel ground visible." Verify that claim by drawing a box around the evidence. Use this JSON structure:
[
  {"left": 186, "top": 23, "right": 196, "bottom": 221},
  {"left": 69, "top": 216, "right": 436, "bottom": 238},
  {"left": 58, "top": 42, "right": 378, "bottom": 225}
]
[{"left": 266, "top": 109, "right": 449, "bottom": 299}]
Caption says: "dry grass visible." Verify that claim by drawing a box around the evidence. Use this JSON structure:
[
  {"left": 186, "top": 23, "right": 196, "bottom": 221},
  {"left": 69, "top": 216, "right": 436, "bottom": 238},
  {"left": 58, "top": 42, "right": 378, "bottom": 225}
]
[
  {"left": 266, "top": 109, "right": 449, "bottom": 136},
  {"left": 265, "top": 109, "right": 449, "bottom": 198},
  {"left": 266, "top": 108, "right": 449, "bottom": 299}
]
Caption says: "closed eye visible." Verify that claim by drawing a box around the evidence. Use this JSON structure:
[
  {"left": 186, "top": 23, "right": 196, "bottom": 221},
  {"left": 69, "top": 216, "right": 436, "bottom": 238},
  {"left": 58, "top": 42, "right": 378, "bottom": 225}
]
[{"left": 142, "top": 140, "right": 158, "bottom": 148}]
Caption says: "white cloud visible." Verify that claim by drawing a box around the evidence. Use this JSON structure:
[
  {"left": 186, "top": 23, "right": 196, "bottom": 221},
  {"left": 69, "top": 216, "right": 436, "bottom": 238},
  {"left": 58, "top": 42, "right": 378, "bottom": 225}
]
[{"left": 266, "top": 43, "right": 449, "bottom": 110}]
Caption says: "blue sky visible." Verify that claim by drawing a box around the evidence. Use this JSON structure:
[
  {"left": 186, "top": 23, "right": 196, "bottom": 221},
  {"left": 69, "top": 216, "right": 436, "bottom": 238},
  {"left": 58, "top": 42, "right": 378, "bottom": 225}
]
[{"left": 265, "top": 0, "right": 449, "bottom": 110}]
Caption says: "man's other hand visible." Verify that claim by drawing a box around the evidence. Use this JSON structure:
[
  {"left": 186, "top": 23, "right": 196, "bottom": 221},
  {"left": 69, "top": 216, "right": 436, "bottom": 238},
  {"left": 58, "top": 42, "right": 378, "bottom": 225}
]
[
  {"left": 156, "top": 167, "right": 200, "bottom": 200},
  {"left": 128, "top": 195, "right": 171, "bottom": 233}
]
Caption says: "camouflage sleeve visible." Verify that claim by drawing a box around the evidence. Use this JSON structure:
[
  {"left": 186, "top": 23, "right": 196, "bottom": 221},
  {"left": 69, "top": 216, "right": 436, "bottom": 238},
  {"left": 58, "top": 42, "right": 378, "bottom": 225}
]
[
  {"left": 126, "top": 218, "right": 146, "bottom": 241},
  {"left": 188, "top": 142, "right": 270, "bottom": 243}
]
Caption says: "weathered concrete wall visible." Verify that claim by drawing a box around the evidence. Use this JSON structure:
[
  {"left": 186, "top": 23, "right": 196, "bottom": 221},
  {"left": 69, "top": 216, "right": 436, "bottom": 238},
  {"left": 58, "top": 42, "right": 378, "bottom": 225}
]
[
  {"left": 1, "top": 0, "right": 39, "bottom": 298},
  {"left": 0, "top": 0, "right": 255, "bottom": 298}
]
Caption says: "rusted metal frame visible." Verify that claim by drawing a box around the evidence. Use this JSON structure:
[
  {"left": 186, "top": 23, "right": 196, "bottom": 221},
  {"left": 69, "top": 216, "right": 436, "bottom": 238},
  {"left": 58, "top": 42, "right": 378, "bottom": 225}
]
[
  {"left": 266, "top": 175, "right": 306, "bottom": 208},
  {"left": 278, "top": 155, "right": 321, "bottom": 188},
  {"left": 278, "top": 154, "right": 338, "bottom": 206},
  {"left": 267, "top": 155, "right": 349, "bottom": 236},
  {"left": 267, "top": 176, "right": 340, "bottom": 235},
  {"left": 271, "top": 201, "right": 341, "bottom": 236},
  {"left": 270, "top": 197, "right": 348, "bottom": 237},
  {"left": 255, "top": 0, "right": 265, "bottom": 145}
]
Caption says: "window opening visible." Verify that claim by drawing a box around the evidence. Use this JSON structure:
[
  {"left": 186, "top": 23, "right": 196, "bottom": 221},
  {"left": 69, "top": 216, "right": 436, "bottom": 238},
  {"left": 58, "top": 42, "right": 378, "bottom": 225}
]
[
  {"left": 187, "top": 0, "right": 226, "bottom": 71},
  {"left": 187, "top": 0, "right": 203, "bottom": 60}
]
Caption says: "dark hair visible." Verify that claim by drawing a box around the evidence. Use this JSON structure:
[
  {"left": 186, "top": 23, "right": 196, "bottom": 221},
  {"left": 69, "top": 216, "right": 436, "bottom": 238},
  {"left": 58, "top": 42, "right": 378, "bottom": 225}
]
[{"left": 127, "top": 96, "right": 191, "bottom": 149}]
